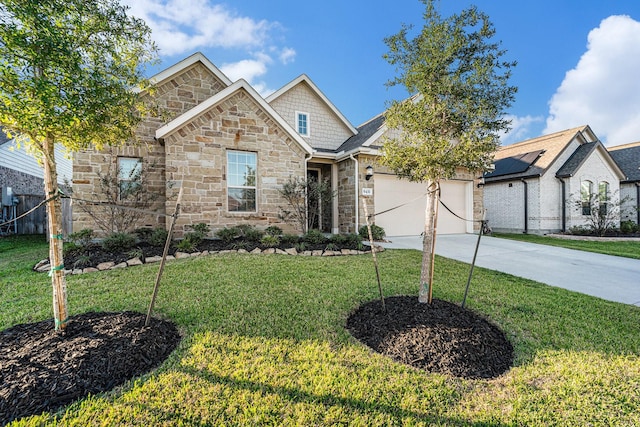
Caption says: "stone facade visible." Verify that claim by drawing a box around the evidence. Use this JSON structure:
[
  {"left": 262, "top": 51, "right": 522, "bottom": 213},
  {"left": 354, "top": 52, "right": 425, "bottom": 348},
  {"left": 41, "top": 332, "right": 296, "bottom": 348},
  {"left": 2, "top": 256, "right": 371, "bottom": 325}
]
[{"left": 0, "top": 166, "right": 43, "bottom": 196}]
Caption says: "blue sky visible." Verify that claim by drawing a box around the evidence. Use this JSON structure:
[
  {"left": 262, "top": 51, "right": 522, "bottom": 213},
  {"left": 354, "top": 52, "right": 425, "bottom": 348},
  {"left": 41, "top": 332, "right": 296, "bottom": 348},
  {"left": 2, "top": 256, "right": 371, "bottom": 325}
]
[{"left": 123, "top": 0, "right": 640, "bottom": 147}]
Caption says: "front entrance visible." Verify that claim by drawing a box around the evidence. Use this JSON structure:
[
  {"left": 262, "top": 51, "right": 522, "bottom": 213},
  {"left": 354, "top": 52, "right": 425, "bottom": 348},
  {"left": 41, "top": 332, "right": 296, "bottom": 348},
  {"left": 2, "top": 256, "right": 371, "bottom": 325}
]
[{"left": 307, "top": 165, "right": 332, "bottom": 232}]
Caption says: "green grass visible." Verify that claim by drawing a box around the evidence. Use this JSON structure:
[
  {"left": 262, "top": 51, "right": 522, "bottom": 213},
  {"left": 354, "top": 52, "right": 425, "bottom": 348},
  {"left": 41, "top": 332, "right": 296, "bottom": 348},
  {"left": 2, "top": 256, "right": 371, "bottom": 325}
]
[
  {"left": 492, "top": 232, "right": 640, "bottom": 259},
  {"left": 2, "top": 235, "right": 640, "bottom": 425}
]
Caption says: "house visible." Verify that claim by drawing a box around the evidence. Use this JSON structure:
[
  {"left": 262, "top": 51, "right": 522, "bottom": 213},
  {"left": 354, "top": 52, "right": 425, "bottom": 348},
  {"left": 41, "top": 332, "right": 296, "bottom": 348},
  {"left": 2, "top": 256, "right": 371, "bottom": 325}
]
[
  {"left": 72, "top": 52, "right": 483, "bottom": 237},
  {"left": 0, "top": 128, "right": 72, "bottom": 234},
  {"left": 482, "top": 125, "right": 626, "bottom": 234},
  {"left": 608, "top": 141, "right": 640, "bottom": 224}
]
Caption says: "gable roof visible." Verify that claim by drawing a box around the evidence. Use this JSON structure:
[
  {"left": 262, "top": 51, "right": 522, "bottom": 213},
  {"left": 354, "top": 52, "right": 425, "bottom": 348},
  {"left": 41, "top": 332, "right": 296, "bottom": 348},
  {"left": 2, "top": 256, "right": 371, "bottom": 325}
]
[
  {"left": 609, "top": 141, "right": 640, "bottom": 182},
  {"left": 336, "top": 114, "right": 386, "bottom": 154},
  {"left": 156, "top": 79, "right": 314, "bottom": 155},
  {"left": 144, "top": 52, "right": 232, "bottom": 90},
  {"left": 267, "top": 74, "right": 357, "bottom": 135},
  {"left": 485, "top": 125, "right": 595, "bottom": 181}
]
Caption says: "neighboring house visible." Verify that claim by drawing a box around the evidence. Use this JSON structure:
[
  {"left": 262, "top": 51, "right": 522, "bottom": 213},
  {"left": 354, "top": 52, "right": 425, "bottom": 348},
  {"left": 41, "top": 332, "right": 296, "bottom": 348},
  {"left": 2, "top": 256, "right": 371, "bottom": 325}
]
[
  {"left": 608, "top": 141, "right": 640, "bottom": 224},
  {"left": 72, "top": 52, "right": 483, "bottom": 237},
  {"left": 483, "top": 125, "right": 625, "bottom": 234},
  {"left": 0, "top": 128, "right": 73, "bottom": 234}
]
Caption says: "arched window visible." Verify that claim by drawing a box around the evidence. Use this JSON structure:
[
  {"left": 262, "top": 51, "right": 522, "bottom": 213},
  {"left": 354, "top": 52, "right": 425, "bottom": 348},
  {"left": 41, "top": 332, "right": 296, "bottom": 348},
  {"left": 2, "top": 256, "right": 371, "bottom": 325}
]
[
  {"left": 599, "top": 181, "right": 610, "bottom": 216},
  {"left": 581, "top": 180, "right": 593, "bottom": 216}
]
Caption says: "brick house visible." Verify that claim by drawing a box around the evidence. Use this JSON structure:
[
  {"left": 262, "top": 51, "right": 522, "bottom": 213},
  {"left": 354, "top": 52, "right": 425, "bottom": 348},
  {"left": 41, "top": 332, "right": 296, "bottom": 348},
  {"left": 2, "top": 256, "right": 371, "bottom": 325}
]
[
  {"left": 72, "top": 52, "right": 483, "bottom": 237},
  {"left": 482, "top": 125, "right": 625, "bottom": 234},
  {"left": 608, "top": 141, "right": 640, "bottom": 225}
]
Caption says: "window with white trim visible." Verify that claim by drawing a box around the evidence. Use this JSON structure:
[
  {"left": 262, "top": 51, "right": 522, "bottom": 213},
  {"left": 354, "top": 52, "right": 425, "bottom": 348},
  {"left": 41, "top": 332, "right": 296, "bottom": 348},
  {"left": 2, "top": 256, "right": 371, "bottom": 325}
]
[
  {"left": 118, "top": 157, "right": 142, "bottom": 200},
  {"left": 296, "top": 111, "right": 309, "bottom": 136},
  {"left": 599, "top": 181, "right": 609, "bottom": 216},
  {"left": 227, "top": 150, "right": 257, "bottom": 212}
]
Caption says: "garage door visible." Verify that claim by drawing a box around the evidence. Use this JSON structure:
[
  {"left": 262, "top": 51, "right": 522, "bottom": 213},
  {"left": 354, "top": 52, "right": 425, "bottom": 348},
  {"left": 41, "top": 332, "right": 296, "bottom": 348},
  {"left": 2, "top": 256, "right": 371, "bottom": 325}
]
[{"left": 373, "top": 175, "right": 472, "bottom": 236}]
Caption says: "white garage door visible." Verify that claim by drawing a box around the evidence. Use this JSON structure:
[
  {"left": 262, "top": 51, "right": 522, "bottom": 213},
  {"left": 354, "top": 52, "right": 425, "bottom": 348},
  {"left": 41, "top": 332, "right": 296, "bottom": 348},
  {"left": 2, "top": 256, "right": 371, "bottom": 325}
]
[{"left": 373, "top": 175, "right": 472, "bottom": 236}]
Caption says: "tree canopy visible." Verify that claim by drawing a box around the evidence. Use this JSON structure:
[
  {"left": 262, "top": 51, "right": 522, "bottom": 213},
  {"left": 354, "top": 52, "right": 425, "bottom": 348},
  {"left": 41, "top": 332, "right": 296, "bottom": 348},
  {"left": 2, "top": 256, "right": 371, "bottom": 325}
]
[{"left": 0, "top": 0, "right": 158, "bottom": 330}]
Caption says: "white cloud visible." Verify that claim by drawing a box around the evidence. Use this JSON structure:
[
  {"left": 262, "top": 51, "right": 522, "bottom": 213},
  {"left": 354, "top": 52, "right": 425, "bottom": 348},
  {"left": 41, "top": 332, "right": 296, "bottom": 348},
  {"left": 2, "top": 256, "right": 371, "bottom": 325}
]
[
  {"left": 121, "top": 0, "right": 275, "bottom": 56},
  {"left": 544, "top": 15, "right": 640, "bottom": 146},
  {"left": 279, "top": 47, "right": 296, "bottom": 64},
  {"left": 499, "top": 114, "right": 544, "bottom": 146},
  {"left": 220, "top": 53, "right": 275, "bottom": 96}
]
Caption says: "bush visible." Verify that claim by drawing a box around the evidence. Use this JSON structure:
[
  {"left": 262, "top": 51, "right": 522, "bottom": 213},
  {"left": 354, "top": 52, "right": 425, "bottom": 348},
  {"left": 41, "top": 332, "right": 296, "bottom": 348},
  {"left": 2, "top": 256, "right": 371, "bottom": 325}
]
[
  {"left": 189, "top": 223, "right": 211, "bottom": 237},
  {"left": 265, "top": 226, "right": 283, "bottom": 236},
  {"left": 67, "top": 228, "right": 94, "bottom": 247},
  {"left": 260, "top": 234, "right": 280, "bottom": 248},
  {"left": 102, "top": 232, "right": 137, "bottom": 252},
  {"left": 568, "top": 225, "right": 591, "bottom": 235},
  {"left": 216, "top": 227, "right": 241, "bottom": 243},
  {"left": 280, "top": 234, "right": 299, "bottom": 246},
  {"left": 303, "top": 229, "right": 327, "bottom": 245},
  {"left": 620, "top": 220, "right": 638, "bottom": 234},
  {"left": 359, "top": 224, "right": 386, "bottom": 241},
  {"left": 149, "top": 227, "right": 169, "bottom": 247},
  {"left": 176, "top": 237, "right": 197, "bottom": 253},
  {"left": 244, "top": 228, "right": 264, "bottom": 243}
]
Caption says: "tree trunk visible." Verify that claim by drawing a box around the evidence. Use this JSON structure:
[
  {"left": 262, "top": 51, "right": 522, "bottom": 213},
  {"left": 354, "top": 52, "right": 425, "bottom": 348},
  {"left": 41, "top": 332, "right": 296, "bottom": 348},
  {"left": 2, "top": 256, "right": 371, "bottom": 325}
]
[
  {"left": 42, "top": 136, "right": 68, "bottom": 331},
  {"left": 419, "top": 180, "right": 439, "bottom": 304}
]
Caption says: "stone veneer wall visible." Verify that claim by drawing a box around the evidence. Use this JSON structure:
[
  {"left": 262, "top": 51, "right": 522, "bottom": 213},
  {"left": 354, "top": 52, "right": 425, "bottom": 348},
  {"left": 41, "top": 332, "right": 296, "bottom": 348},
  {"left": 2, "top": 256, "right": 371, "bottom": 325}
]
[
  {"left": 0, "top": 166, "right": 43, "bottom": 196},
  {"left": 337, "top": 157, "right": 356, "bottom": 233},
  {"left": 163, "top": 89, "right": 306, "bottom": 236},
  {"left": 72, "top": 62, "right": 229, "bottom": 235}
]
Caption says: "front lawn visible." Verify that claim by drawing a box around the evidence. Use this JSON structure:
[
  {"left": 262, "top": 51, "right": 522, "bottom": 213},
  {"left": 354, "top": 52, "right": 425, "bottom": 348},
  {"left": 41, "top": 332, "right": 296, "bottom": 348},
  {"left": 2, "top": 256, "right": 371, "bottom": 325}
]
[
  {"left": 492, "top": 232, "right": 640, "bottom": 259},
  {"left": 2, "top": 235, "right": 640, "bottom": 425}
]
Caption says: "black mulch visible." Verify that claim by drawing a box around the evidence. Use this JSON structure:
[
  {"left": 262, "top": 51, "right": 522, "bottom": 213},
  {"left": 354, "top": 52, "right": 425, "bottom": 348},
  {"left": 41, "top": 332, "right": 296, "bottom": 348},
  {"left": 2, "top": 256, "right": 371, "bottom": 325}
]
[
  {"left": 0, "top": 311, "right": 181, "bottom": 425},
  {"left": 346, "top": 296, "right": 513, "bottom": 379}
]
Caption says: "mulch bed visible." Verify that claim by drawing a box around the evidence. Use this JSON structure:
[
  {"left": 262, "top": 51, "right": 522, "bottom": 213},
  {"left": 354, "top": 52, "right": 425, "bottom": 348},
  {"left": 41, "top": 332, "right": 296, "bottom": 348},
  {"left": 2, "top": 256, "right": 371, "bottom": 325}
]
[
  {"left": 346, "top": 296, "right": 513, "bottom": 379},
  {"left": 0, "top": 311, "right": 181, "bottom": 425}
]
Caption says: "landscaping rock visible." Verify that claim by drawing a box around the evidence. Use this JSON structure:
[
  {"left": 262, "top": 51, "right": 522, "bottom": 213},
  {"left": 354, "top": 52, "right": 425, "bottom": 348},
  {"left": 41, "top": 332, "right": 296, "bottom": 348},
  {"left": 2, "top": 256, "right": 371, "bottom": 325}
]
[
  {"left": 83, "top": 267, "right": 99, "bottom": 274},
  {"left": 263, "top": 248, "right": 275, "bottom": 254},
  {"left": 97, "top": 261, "right": 115, "bottom": 271},
  {"left": 285, "top": 248, "right": 297, "bottom": 255},
  {"left": 174, "top": 252, "right": 190, "bottom": 259},
  {"left": 145, "top": 256, "right": 163, "bottom": 264},
  {"left": 312, "top": 250, "right": 323, "bottom": 256},
  {"left": 126, "top": 257, "right": 143, "bottom": 266},
  {"left": 250, "top": 248, "right": 262, "bottom": 254},
  {"left": 111, "top": 262, "right": 128, "bottom": 269}
]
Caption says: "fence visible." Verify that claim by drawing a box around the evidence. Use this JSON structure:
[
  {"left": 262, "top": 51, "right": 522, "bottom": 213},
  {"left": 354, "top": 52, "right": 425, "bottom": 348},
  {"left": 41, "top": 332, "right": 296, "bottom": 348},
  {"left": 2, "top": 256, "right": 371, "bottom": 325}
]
[{"left": 9, "top": 194, "right": 72, "bottom": 236}]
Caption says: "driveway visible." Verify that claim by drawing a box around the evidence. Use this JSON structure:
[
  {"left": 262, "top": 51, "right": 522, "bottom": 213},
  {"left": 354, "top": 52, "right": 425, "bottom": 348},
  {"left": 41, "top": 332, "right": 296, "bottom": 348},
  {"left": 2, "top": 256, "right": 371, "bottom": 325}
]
[{"left": 380, "top": 234, "right": 640, "bottom": 307}]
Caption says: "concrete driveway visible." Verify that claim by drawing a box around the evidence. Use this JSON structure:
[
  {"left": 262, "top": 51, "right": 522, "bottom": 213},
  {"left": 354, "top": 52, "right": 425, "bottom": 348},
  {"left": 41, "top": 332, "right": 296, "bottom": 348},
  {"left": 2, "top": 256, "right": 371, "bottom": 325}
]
[{"left": 380, "top": 234, "right": 640, "bottom": 307}]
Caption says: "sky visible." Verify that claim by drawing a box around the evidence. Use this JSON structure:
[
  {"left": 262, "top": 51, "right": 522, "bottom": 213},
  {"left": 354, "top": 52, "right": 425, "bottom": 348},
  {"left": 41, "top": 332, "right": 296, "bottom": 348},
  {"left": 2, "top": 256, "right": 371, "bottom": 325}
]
[{"left": 121, "top": 0, "right": 640, "bottom": 147}]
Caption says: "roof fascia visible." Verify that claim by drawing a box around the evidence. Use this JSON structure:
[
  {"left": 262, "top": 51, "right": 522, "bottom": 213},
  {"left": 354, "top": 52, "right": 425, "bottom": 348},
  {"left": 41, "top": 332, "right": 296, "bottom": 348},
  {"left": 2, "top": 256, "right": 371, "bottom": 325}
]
[
  {"left": 155, "top": 79, "right": 314, "bottom": 155},
  {"left": 144, "top": 52, "right": 232, "bottom": 91},
  {"left": 335, "top": 146, "right": 379, "bottom": 162},
  {"left": 595, "top": 143, "right": 626, "bottom": 180},
  {"left": 266, "top": 74, "right": 357, "bottom": 135}
]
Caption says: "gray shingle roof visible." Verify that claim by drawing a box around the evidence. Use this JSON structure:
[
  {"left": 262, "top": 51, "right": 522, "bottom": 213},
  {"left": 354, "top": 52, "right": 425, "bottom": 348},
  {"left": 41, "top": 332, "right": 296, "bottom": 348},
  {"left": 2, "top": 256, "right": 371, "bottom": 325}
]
[
  {"left": 0, "top": 128, "right": 9, "bottom": 146},
  {"left": 335, "top": 114, "right": 385, "bottom": 153},
  {"left": 484, "top": 150, "right": 545, "bottom": 179},
  {"left": 609, "top": 144, "right": 640, "bottom": 182},
  {"left": 555, "top": 142, "right": 598, "bottom": 178}
]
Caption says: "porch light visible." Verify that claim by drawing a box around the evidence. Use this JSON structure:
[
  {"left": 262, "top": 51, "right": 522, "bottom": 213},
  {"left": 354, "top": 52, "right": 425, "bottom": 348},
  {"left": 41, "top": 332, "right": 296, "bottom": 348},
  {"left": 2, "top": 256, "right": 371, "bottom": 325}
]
[
  {"left": 365, "top": 165, "right": 374, "bottom": 181},
  {"left": 477, "top": 177, "right": 485, "bottom": 188}
]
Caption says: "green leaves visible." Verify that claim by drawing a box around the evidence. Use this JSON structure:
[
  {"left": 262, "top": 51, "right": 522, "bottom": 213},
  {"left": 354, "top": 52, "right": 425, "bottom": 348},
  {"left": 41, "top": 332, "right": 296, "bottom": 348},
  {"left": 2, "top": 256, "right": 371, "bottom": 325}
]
[
  {"left": 381, "top": 0, "right": 517, "bottom": 182},
  {"left": 0, "top": 0, "right": 158, "bottom": 152}
]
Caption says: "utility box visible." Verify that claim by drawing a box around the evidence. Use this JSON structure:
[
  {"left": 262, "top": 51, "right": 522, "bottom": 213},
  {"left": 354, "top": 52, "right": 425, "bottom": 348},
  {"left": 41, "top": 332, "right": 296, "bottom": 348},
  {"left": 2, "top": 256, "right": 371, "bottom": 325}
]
[{"left": 1, "top": 186, "right": 12, "bottom": 206}]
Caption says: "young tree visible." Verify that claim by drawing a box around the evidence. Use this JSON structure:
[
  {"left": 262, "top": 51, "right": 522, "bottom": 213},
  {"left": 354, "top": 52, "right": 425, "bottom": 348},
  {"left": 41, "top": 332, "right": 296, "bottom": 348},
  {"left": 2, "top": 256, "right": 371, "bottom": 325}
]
[
  {"left": 278, "top": 176, "right": 335, "bottom": 234},
  {"left": 574, "top": 189, "right": 627, "bottom": 236},
  {"left": 381, "top": 0, "right": 517, "bottom": 303},
  {"left": 0, "top": 0, "right": 157, "bottom": 330}
]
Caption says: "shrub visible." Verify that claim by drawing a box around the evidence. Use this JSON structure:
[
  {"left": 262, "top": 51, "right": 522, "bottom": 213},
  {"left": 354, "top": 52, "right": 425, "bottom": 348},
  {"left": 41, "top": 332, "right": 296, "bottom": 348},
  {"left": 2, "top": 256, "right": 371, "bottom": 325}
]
[
  {"left": 236, "top": 224, "right": 254, "bottom": 236},
  {"left": 620, "top": 220, "right": 638, "bottom": 234},
  {"left": 343, "top": 233, "right": 363, "bottom": 248},
  {"left": 127, "top": 248, "right": 144, "bottom": 259},
  {"left": 324, "top": 243, "right": 338, "bottom": 251},
  {"left": 216, "top": 227, "right": 241, "bottom": 243},
  {"left": 568, "top": 225, "right": 590, "bottom": 235},
  {"left": 133, "top": 227, "right": 153, "bottom": 241},
  {"left": 260, "top": 234, "right": 280, "bottom": 248},
  {"left": 189, "top": 223, "right": 210, "bottom": 237},
  {"left": 244, "top": 228, "right": 264, "bottom": 243},
  {"left": 176, "top": 237, "right": 197, "bottom": 253},
  {"left": 72, "top": 255, "right": 92, "bottom": 269},
  {"left": 63, "top": 241, "right": 81, "bottom": 256},
  {"left": 303, "top": 229, "right": 327, "bottom": 245},
  {"left": 265, "top": 226, "right": 283, "bottom": 236},
  {"left": 280, "top": 234, "right": 299, "bottom": 246},
  {"left": 359, "top": 224, "right": 386, "bottom": 241},
  {"left": 295, "top": 242, "right": 307, "bottom": 252},
  {"left": 67, "top": 228, "right": 94, "bottom": 247},
  {"left": 101, "top": 232, "right": 137, "bottom": 252},
  {"left": 149, "top": 227, "right": 169, "bottom": 247}
]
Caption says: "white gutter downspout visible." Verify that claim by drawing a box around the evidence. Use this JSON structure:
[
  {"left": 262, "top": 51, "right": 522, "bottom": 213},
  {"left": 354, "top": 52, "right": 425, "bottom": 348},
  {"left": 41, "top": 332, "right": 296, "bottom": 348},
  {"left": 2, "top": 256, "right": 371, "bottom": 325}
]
[
  {"left": 304, "top": 153, "right": 312, "bottom": 233},
  {"left": 349, "top": 153, "right": 359, "bottom": 233}
]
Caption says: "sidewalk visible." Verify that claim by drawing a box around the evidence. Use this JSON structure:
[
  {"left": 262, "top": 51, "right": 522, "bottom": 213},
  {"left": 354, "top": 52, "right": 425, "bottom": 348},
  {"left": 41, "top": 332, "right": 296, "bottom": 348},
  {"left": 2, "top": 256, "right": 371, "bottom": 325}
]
[{"left": 380, "top": 234, "right": 640, "bottom": 307}]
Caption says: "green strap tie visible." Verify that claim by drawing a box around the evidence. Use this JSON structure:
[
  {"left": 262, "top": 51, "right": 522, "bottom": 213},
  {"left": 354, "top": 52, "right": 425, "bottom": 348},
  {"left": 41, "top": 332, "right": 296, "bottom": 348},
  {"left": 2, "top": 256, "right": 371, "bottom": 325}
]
[
  {"left": 48, "top": 264, "right": 65, "bottom": 276},
  {"left": 50, "top": 233, "right": 64, "bottom": 240},
  {"left": 54, "top": 316, "right": 69, "bottom": 328}
]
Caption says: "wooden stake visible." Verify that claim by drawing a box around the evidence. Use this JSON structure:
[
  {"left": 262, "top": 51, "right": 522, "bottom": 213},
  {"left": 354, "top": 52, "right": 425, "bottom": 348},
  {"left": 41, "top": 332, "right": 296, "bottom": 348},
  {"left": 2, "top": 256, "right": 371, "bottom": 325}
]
[{"left": 362, "top": 198, "right": 385, "bottom": 313}]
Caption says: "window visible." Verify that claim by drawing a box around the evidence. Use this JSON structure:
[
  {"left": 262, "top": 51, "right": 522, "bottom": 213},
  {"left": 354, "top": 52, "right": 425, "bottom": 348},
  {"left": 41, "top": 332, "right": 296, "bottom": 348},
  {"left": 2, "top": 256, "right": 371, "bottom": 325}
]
[
  {"left": 296, "top": 112, "right": 309, "bottom": 136},
  {"left": 581, "top": 180, "right": 593, "bottom": 215},
  {"left": 227, "top": 150, "right": 257, "bottom": 212},
  {"left": 118, "top": 157, "right": 142, "bottom": 200},
  {"left": 599, "top": 181, "right": 609, "bottom": 216}
]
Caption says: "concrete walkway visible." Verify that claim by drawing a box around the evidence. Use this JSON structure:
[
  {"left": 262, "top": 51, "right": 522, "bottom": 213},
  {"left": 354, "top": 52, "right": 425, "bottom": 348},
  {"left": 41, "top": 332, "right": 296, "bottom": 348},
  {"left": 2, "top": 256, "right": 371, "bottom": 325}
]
[{"left": 380, "top": 234, "right": 640, "bottom": 307}]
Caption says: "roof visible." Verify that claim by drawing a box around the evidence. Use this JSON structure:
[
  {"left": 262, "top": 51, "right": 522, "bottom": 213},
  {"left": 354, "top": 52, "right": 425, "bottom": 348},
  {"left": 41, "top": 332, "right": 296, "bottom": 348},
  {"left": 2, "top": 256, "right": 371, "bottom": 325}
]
[
  {"left": 156, "top": 79, "right": 314, "bottom": 155},
  {"left": 555, "top": 142, "right": 598, "bottom": 178},
  {"left": 336, "top": 114, "right": 386, "bottom": 154},
  {"left": 609, "top": 142, "right": 640, "bottom": 182},
  {"left": 0, "top": 128, "right": 8, "bottom": 146},
  {"left": 485, "top": 125, "right": 594, "bottom": 182},
  {"left": 266, "top": 74, "right": 357, "bottom": 135},
  {"left": 484, "top": 150, "right": 545, "bottom": 179},
  {"left": 144, "top": 52, "right": 232, "bottom": 91}
]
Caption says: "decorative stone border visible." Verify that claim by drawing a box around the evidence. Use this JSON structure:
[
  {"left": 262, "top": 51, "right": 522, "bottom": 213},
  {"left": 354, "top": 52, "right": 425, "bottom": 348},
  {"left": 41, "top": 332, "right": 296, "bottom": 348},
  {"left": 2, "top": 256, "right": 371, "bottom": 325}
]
[{"left": 34, "top": 245, "right": 384, "bottom": 276}]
